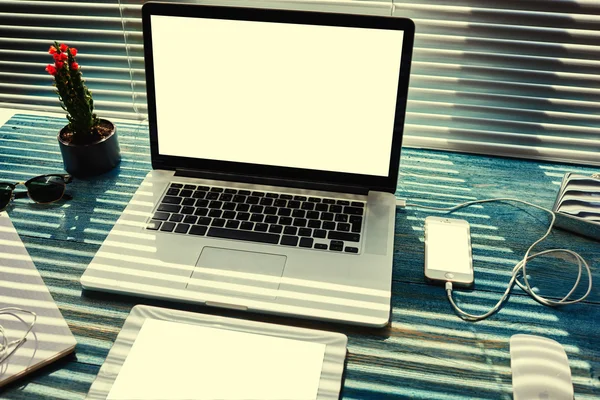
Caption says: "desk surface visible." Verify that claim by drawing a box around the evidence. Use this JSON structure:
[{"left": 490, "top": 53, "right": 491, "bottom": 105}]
[{"left": 0, "top": 114, "right": 598, "bottom": 399}]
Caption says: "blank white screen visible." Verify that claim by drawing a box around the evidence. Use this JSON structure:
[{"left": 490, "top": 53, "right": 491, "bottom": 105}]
[
  {"left": 427, "top": 222, "right": 471, "bottom": 274},
  {"left": 151, "top": 15, "right": 404, "bottom": 177}
]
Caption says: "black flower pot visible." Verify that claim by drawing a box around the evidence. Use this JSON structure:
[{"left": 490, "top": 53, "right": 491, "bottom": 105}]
[{"left": 57, "top": 119, "right": 121, "bottom": 177}]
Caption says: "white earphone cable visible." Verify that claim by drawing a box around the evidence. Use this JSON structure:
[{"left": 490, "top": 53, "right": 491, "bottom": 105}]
[{"left": 0, "top": 307, "right": 37, "bottom": 363}]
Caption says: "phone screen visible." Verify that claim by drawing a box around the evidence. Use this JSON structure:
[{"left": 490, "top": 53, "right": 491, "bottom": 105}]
[{"left": 426, "top": 219, "right": 471, "bottom": 274}]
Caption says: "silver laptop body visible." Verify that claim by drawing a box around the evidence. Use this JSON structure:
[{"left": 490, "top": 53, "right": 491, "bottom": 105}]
[{"left": 81, "top": 3, "right": 415, "bottom": 327}]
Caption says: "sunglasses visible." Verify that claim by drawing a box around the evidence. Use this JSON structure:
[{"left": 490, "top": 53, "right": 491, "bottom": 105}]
[{"left": 0, "top": 174, "right": 73, "bottom": 211}]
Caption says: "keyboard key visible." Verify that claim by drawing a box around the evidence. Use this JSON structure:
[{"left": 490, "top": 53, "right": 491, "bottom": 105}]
[
  {"left": 182, "top": 198, "right": 196, "bottom": 206},
  {"left": 315, "top": 203, "right": 328, "bottom": 211},
  {"left": 224, "top": 188, "right": 237, "bottom": 194},
  {"left": 252, "top": 191, "right": 265, "bottom": 197},
  {"left": 277, "top": 208, "right": 292, "bottom": 217},
  {"left": 192, "top": 190, "right": 206, "bottom": 199},
  {"left": 344, "top": 206, "right": 363, "bottom": 215},
  {"left": 197, "top": 217, "right": 212, "bottom": 226},
  {"left": 208, "top": 227, "right": 280, "bottom": 244},
  {"left": 250, "top": 205, "right": 264, "bottom": 213},
  {"left": 314, "top": 243, "right": 327, "bottom": 250},
  {"left": 283, "top": 226, "right": 297, "bottom": 235},
  {"left": 211, "top": 187, "right": 224, "bottom": 193},
  {"left": 236, "top": 212, "right": 250, "bottom": 221},
  {"left": 206, "top": 192, "right": 220, "bottom": 200},
  {"left": 160, "top": 222, "right": 176, "bottom": 232},
  {"left": 264, "top": 207, "right": 277, "bottom": 215},
  {"left": 238, "top": 189, "right": 251, "bottom": 195},
  {"left": 345, "top": 247, "right": 359, "bottom": 253},
  {"left": 179, "top": 189, "right": 193, "bottom": 197},
  {"left": 233, "top": 195, "right": 246, "bottom": 203},
  {"left": 181, "top": 206, "right": 195, "bottom": 215},
  {"left": 279, "top": 217, "right": 293, "bottom": 226},
  {"left": 240, "top": 221, "right": 254, "bottom": 230},
  {"left": 351, "top": 201, "right": 364, "bottom": 207},
  {"left": 281, "top": 235, "right": 298, "bottom": 246},
  {"left": 322, "top": 199, "right": 335, "bottom": 204},
  {"left": 349, "top": 215, "right": 363, "bottom": 224},
  {"left": 223, "top": 202, "right": 236, "bottom": 211},
  {"left": 250, "top": 214, "right": 264, "bottom": 222},
  {"left": 301, "top": 202, "right": 314, "bottom": 211},
  {"left": 195, "top": 199, "right": 209, "bottom": 208},
  {"left": 337, "top": 223, "right": 351, "bottom": 232},
  {"left": 299, "top": 237, "right": 314, "bottom": 248},
  {"left": 298, "top": 228, "right": 312, "bottom": 237},
  {"left": 236, "top": 203, "right": 250, "bottom": 212},
  {"left": 194, "top": 208, "right": 209, "bottom": 217},
  {"left": 335, "top": 214, "right": 348, "bottom": 222},
  {"left": 266, "top": 193, "right": 279, "bottom": 198},
  {"left": 337, "top": 200, "right": 350, "bottom": 206},
  {"left": 208, "top": 201, "right": 223, "bottom": 209},
  {"left": 153, "top": 211, "right": 170, "bottom": 221},
  {"left": 162, "top": 196, "right": 182, "bottom": 205},
  {"left": 279, "top": 194, "right": 293, "bottom": 200},
  {"left": 329, "top": 240, "right": 344, "bottom": 251},
  {"left": 212, "top": 218, "right": 226, "bottom": 227},
  {"left": 329, "top": 205, "right": 343, "bottom": 213},
  {"left": 328, "top": 231, "right": 360, "bottom": 242},
  {"left": 293, "top": 218, "right": 307, "bottom": 227},
  {"left": 269, "top": 224, "right": 283, "bottom": 234},
  {"left": 274, "top": 199, "right": 287, "bottom": 207},
  {"left": 292, "top": 209, "right": 305, "bottom": 218},
  {"left": 184, "top": 184, "right": 196, "bottom": 190},
  {"left": 260, "top": 197, "right": 273, "bottom": 206},
  {"left": 184, "top": 215, "right": 198, "bottom": 224},
  {"left": 175, "top": 223, "right": 190, "bottom": 234},
  {"left": 197, "top": 186, "right": 210, "bottom": 191},
  {"left": 189, "top": 225, "right": 207, "bottom": 236},
  {"left": 208, "top": 209, "right": 222, "bottom": 218},
  {"left": 222, "top": 211, "right": 236, "bottom": 219},
  {"left": 263, "top": 215, "right": 277, "bottom": 224},
  {"left": 288, "top": 200, "right": 301, "bottom": 209},
  {"left": 147, "top": 220, "right": 161, "bottom": 230},
  {"left": 219, "top": 193, "right": 233, "bottom": 202},
  {"left": 254, "top": 223, "right": 268, "bottom": 232},
  {"left": 169, "top": 213, "right": 184, "bottom": 222},
  {"left": 307, "top": 220, "right": 321, "bottom": 228},
  {"left": 294, "top": 195, "right": 307, "bottom": 201},
  {"left": 246, "top": 196, "right": 260, "bottom": 205},
  {"left": 322, "top": 221, "right": 336, "bottom": 230},
  {"left": 167, "top": 188, "right": 180, "bottom": 196},
  {"left": 170, "top": 183, "right": 183, "bottom": 189},
  {"left": 313, "top": 229, "right": 327, "bottom": 238},
  {"left": 225, "top": 220, "right": 240, "bottom": 229},
  {"left": 321, "top": 212, "right": 334, "bottom": 221},
  {"left": 306, "top": 211, "right": 319, "bottom": 220},
  {"left": 308, "top": 197, "right": 321, "bottom": 203}
]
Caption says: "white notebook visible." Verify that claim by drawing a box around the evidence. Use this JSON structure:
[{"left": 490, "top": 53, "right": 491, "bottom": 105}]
[{"left": 0, "top": 212, "right": 77, "bottom": 387}]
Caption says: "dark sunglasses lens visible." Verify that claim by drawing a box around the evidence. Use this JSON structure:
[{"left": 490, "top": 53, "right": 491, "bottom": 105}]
[
  {"left": 26, "top": 176, "right": 65, "bottom": 203},
  {"left": 0, "top": 184, "right": 12, "bottom": 209}
]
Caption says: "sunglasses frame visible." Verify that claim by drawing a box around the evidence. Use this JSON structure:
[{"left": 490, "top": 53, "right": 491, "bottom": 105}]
[{"left": 0, "top": 174, "right": 73, "bottom": 210}]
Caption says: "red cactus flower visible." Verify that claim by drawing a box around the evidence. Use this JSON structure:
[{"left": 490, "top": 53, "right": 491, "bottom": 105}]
[
  {"left": 53, "top": 53, "right": 61, "bottom": 62},
  {"left": 55, "top": 61, "right": 64, "bottom": 69},
  {"left": 70, "top": 62, "right": 79, "bottom": 70},
  {"left": 45, "top": 64, "right": 57, "bottom": 76},
  {"left": 59, "top": 52, "right": 68, "bottom": 61},
  {"left": 48, "top": 46, "right": 57, "bottom": 54},
  {"left": 59, "top": 43, "right": 68, "bottom": 52},
  {"left": 70, "top": 48, "right": 77, "bottom": 56}
]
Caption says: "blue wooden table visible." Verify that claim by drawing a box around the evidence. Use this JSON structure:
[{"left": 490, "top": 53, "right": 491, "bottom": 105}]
[{"left": 0, "top": 113, "right": 598, "bottom": 399}]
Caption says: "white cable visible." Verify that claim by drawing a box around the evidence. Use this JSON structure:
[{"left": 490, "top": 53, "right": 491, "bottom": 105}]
[
  {"left": 406, "top": 198, "right": 593, "bottom": 321},
  {"left": 0, "top": 307, "right": 37, "bottom": 363}
]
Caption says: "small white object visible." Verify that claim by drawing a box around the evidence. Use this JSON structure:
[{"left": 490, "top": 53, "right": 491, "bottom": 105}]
[{"left": 510, "top": 334, "right": 574, "bottom": 400}]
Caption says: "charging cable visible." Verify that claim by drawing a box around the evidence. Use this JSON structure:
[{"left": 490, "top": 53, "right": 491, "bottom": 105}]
[
  {"left": 401, "top": 198, "right": 593, "bottom": 321},
  {"left": 0, "top": 307, "right": 37, "bottom": 363}
]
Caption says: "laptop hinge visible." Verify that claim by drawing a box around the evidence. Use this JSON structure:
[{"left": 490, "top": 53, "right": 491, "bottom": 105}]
[{"left": 174, "top": 168, "right": 369, "bottom": 195}]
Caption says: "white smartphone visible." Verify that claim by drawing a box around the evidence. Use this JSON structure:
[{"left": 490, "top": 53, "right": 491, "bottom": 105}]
[{"left": 424, "top": 216, "right": 474, "bottom": 287}]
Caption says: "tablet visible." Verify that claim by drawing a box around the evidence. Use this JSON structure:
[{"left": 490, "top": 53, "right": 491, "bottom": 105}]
[{"left": 85, "top": 305, "right": 347, "bottom": 400}]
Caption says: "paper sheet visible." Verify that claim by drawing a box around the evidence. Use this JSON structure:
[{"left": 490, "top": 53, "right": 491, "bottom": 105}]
[{"left": 107, "top": 318, "right": 326, "bottom": 400}]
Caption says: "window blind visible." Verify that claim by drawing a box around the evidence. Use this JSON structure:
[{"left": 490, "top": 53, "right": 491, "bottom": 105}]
[{"left": 394, "top": 0, "right": 600, "bottom": 165}]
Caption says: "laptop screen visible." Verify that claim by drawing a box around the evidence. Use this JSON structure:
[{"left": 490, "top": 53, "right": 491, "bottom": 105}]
[{"left": 150, "top": 14, "right": 404, "bottom": 178}]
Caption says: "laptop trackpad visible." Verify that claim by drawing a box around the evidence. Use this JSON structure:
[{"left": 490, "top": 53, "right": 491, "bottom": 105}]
[{"left": 186, "top": 247, "right": 286, "bottom": 301}]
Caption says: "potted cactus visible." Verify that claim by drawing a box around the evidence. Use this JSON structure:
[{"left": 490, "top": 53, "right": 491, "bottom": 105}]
[{"left": 46, "top": 42, "right": 120, "bottom": 177}]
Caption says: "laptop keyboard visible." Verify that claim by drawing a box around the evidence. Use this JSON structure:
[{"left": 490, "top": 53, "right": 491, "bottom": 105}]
[{"left": 146, "top": 183, "right": 365, "bottom": 254}]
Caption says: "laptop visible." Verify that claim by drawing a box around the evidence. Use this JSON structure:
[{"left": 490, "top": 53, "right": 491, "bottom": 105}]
[{"left": 80, "top": 2, "right": 414, "bottom": 327}]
